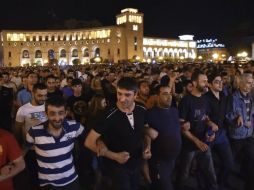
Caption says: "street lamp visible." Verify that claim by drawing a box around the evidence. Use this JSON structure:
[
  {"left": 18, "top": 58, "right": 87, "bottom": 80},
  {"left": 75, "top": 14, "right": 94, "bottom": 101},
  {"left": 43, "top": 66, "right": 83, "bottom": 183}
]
[
  {"left": 212, "top": 53, "right": 219, "bottom": 60},
  {"left": 135, "top": 56, "right": 140, "bottom": 61},
  {"left": 198, "top": 56, "right": 203, "bottom": 60},
  {"left": 94, "top": 57, "right": 101, "bottom": 63},
  {"left": 237, "top": 51, "right": 248, "bottom": 57}
]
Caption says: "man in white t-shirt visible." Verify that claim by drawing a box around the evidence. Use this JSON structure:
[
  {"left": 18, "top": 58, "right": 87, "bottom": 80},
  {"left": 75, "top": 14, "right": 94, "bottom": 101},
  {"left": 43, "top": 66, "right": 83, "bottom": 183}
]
[
  {"left": 15, "top": 83, "right": 47, "bottom": 190},
  {"left": 16, "top": 83, "right": 48, "bottom": 141}
]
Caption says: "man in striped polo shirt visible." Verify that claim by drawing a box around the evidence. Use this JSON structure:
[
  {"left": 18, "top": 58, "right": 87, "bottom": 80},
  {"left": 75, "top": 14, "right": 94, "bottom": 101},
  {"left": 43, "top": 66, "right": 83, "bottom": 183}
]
[{"left": 26, "top": 97, "right": 84, "bottom": 190}]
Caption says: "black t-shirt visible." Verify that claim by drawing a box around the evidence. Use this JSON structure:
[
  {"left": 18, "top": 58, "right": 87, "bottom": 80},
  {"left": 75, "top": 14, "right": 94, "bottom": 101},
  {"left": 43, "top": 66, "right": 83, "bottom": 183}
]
[
  {"left": 204, "top": 90, "right": 227, "bottom": 128},
  {"left": 93, "top": 104, "right": 147, "bottom": 168},
  {"left": 179, "top": 94, "right": 209, "bottom": 150},
  {"left": 47, "top": 89, "right": 63, "bottom": 99},
  {"left": 147, "top": 106, "right": 181, "bottom": 160},
  {"left": 66, "top": 94, "right": 89, "bottom": 121},
  {"left": 160, "top": 75, "right": 169, "bottom": 86}
]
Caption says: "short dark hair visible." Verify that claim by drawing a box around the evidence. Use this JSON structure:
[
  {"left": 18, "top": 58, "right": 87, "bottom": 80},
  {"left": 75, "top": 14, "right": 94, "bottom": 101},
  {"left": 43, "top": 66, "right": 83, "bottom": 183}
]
[
  {"left": 208, "top": 72, "right": 221, "bottom": 84},
  {"left": 182, "top": 79, "right": 192, "bottom": 87},
  {"left": 32, "top": 83, "right": 47, "bottom": 93},
  {"left": 155, "top": 84, "right": 170, "bottom": 95},
  {"left": 191, "top": 70, "right": 205, "bottom": 82},
  {"left": 46, "top": 74, "right": 56, "bottom": 82},
  {"left": 117, "top": 77, "right": 138, "bottom": 93},
  {"left": 138, "top": 80, "right": 149, "bottom": 88},
  {"left": 71, "top": 78, "right": 82, "bottom": 86},
  {"left": 26, "top": 71, "right": 37, "bottom": 78},
  {"left": 45, "top": 97, "right": 66, "bottom": 113}
]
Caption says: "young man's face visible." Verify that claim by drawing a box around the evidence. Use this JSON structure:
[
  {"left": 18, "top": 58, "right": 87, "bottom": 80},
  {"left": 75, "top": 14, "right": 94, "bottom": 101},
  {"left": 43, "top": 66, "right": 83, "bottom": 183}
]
[
  {"left": 185, "top": 83, "right": 193, "bottom": 94},
  {"left": 33, "top": 89, "right": 47, "bottom": 105},
  {"left": 72, "top": 84, "right": 82, "bottom": 94},
  {"left": 211, "top": 76, "right": 223, "bottom": 92},
  {"left": 139, "top": 82, "right": 150, "bottom": 97},
  {"left": 108, "top": 73, "right": 115, "bottom": 82},
  {"left": 117, "top": 88, "right": 136, "bottom": 109},
  {"left": 46, "top": 78, "right": 56, "bottom": 91},
  {"left": 3, "top": 74, "right": 9, "bottom": 83},
  {"left": 158, "top": 86, "right": 172, "bottom": 108},
  {"left": 27, "top": 74, "right": 38, "bottom": 85},
  {"left": 47, "top": 105, "right": 66, "bottom": 129},
  {"left": 55, "top": 79, "right": 61, "bottom": 88}
]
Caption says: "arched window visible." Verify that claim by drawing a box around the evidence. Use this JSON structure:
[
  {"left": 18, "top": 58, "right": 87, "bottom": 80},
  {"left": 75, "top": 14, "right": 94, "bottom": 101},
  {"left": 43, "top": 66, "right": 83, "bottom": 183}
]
[
  {"left": 22, "top": 50, "right": 29, "bottom": 58},
  {"left": 95, "top": 48, "right": 100, "bottom": 57},
  {"left": 48, "top": 49, "right": 55, "bottom": 59},
  {"left": 35, "top": 50, "right": 42, "bottom": 58},
  {"left": 72, "top": 49, "right": 78, "bottom": 57},
  {"left": 60, "top": 49, "right": 66, "bottom": 58},
  {"left": 83, "top": 48, "right": 89, "bottom": 57}
]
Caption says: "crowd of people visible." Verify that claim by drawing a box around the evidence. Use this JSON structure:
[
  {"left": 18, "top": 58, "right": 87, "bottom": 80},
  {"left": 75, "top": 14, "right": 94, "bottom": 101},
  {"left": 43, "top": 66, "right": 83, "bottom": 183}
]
[{"left": 0, "top": 61, "right": 254, "bottom": 190}]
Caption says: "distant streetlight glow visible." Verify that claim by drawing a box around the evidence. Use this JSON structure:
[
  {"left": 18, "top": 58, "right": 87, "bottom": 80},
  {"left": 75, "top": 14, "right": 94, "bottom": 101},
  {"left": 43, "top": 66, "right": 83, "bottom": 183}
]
[
  {"left": 237, "top": 51, "right": 248, "bottom": 57},
  {"left": 212, "top": 53, "right": 219, "bottom": 59}
]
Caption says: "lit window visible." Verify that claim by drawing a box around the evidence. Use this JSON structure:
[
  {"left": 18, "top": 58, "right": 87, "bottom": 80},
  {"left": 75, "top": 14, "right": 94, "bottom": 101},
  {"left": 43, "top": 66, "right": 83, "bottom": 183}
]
[
  {"left": 22, "top": 50, "right": 29, "bottom": 58},
  {"left": 133, "top": 25, "right": 138, "bottom": 31}
]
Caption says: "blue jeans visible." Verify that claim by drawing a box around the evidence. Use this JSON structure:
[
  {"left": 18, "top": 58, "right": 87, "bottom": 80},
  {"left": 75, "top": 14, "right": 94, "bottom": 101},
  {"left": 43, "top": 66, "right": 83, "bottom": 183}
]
[
  {"left": 177, "top": 147, "right": 218, "bottom": 190},
  {"left": 210, "top": 130, "right": 234, "bottom": 187}
]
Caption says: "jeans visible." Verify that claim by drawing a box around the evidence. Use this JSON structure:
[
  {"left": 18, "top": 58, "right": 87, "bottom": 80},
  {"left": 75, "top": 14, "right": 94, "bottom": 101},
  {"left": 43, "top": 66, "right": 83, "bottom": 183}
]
[
  {"left": 230, "top": 137, "right": 254, "bottom": 190},
  {"left": 149, "top": 158, "right": 175, "bottom": 190},
  {"left": 177, "top": 147, "right": 218, "bottom": 190},
  {"left": 211, "top": 141, "right": 234, "bottom": 187},
  {"left": 97, "top": 165, "right": 141, "bottom": 190}
]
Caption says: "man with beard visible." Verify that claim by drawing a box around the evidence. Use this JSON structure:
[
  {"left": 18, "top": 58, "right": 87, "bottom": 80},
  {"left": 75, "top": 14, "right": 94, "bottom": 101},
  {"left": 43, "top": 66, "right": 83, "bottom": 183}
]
[
  {"left": 26, "top": 97, "right": 84, "bottom": 190},
  {"left": 46, "top": 75, "right": 63, "bottom": 99},
  {"left": 15, "top": 83, "right": 48, "bottom": 190},
  {"left": 85, "top": 77, "right": 151, "bottom": 190},
  {"left": 146, "top": 85, "right": 181, "bottom": 190},
  {"left": 177, "top": 70, "right": 218, "bottom": 190},
  {"left": 135, "top": 80, "right": 150, "bottom": 107}
]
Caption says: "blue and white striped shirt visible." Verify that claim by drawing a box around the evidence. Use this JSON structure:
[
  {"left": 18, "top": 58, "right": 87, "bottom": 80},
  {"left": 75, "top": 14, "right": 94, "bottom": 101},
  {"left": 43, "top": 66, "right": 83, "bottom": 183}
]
[{"left": 26, "top": 120, "right": 84, "bottom": 187}]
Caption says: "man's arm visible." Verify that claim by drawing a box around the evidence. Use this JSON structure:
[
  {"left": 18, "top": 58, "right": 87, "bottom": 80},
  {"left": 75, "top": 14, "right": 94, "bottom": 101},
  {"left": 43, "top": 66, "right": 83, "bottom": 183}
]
[
  {"left": 85, "top": 129, "right": 130, "bottom": 164},
  {"left": 182, "top": 128, "right": 209, "bottom": 152},
  {"left": 15, "top": 121, "right": 25, "bottom": 147},
  {"left": 0, "top": 156, "right": 25, "bottom": 182},
  {"left": 143, "top": 126, "right": 153, "bottom": 160}
]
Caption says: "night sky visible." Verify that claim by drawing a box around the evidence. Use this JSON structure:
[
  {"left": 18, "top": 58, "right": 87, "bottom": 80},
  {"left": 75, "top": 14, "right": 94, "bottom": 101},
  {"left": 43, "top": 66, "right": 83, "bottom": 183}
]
[{"left": 1, "top": 0, "right": 254, "bottom": 52}]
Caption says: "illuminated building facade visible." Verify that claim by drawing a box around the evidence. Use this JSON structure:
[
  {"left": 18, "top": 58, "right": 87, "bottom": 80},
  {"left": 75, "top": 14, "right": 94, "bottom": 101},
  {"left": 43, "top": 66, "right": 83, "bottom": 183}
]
[
  {"left": 0, "top": 8, "right": 197, "bottom": 67},
  {"left": 196, "top": 39, "right": 229, "bottom": 62}
]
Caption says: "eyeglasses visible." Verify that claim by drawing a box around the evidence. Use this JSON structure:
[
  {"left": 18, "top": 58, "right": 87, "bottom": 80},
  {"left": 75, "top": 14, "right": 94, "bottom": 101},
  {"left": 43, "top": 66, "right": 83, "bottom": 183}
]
[{"left": 213, "top": 80, "right": 223, "bottom": 84}]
